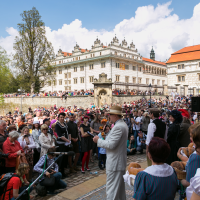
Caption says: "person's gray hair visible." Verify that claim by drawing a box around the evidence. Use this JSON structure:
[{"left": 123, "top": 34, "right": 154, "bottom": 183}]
[
  {"left": 0, "top": 120, "right": 6, "bottom": 126},
  {"left": 9, "top": 131, "right": 20, "bottom": 139}
]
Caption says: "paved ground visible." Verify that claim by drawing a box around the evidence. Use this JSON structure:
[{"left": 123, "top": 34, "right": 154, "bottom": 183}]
[
  {"left": 31, "top": 152, "right": 180, "bottom": 200},
  {"left": 31, "top": 152, "right": 147, "bottom": 200}
]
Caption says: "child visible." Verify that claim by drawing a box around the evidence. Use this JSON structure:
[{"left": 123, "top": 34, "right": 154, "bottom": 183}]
[
  {"left": 180, "top": 125, "right": 200, "bottom": 200},
  {"left": 98, "top": 129, "right": 107, "bottom": 170}
]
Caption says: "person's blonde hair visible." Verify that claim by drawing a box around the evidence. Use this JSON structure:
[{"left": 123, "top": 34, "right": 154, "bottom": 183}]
[
  {"left": 16, "top": 163, "right": 29, "bottom": 177},
  {"left": 51, "top": 123, "right": 56, "bottom": 129},
  {"left": 188, "top": 123, "right": 200, "bottom": 135},
  {"left": 21, "top": 126, "right": 29, "bottom": 134},
  {"left": 41, "top": 124, "right": 48, "bottom": 131}
]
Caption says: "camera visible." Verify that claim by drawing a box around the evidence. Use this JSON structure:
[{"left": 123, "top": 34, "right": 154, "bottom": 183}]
[
  {"left": 24, "top": 135, "right": 29, "bottom": 138},
  {"left": 0, "top": 152, "right": 9, "bottom": 159}
]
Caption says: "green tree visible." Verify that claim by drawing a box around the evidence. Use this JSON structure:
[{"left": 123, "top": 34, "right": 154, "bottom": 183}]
[
  {"left": 0, "top": 46, "right": 13, "bottom": 93},
  {"left": 13, "top": 7, "right": 55, "bottom": 93}
]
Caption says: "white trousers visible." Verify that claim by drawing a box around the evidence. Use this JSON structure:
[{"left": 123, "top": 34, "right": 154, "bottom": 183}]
[{"left": 106, "top": 170, "right": 126, "bottom": 200}]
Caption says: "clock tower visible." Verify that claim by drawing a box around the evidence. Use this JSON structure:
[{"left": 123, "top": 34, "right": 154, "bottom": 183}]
[{"left": 150, "top": 46, "right": 155, "bottom": 61}]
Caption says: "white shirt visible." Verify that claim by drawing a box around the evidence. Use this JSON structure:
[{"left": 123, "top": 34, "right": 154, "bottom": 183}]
[
  {"left": 132, "top": 116, "right": 141, "bottom": 131},
  {"left": 146, "top": 119, "right": 168, "bottom": 145},
  {"left": 18, "top": 135, "right": 36, "bottom": 149},
  {"left": 186, "top": 168, "right": 200, "bottom": 200}
]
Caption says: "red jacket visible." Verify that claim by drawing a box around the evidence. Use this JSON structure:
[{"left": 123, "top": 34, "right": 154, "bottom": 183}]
[{"left": 3, "top": 138, "right": 24, "bottom": 167}]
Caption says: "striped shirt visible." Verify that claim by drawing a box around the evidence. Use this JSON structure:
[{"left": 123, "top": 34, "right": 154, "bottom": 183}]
[
  {"left": 186, "top": 153, "right": 200, "bottom": 182},
  {"left": 133, "top": 171, "right": 178, "bottom": 200}
]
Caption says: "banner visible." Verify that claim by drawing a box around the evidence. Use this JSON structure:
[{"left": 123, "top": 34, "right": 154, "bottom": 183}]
[{"left": 120, "top": 63, "right": 125, "bottom": 70}]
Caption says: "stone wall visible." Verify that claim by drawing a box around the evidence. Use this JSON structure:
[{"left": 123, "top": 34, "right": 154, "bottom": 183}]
[{"left": 1, "top": 95, "right": 166, "bottom": 114}]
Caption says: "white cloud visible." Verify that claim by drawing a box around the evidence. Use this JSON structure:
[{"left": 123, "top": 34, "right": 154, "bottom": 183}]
[{"left": 1, "top": 1, "right": 200, "bottom": 62}]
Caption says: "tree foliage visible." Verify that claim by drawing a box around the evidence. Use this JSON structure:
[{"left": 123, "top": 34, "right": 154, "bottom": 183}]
[
  {"left": 13, "top": 7, "right": 55, "bottom": 93},
  {"left": 0, "top": 46, "right": 14, "bottom": 93}
]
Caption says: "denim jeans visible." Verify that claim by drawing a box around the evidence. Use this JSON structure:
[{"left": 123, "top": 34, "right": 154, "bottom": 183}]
[
  {"left": 133, "top": 130, "right": 139, "bottom": 148},
  {"left": 136, "top": 143, "right": 146, "bottom": 153},
  {"left": 40, "top": 172, "right": 67, "bottom": 192}
]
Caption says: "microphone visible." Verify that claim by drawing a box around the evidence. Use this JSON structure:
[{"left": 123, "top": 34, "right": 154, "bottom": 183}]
[{"left": 48, "top": 151, "right": 75, "bottom": 156}]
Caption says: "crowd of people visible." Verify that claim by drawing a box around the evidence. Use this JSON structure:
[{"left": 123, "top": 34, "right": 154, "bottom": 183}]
[
  {"left": 0, "top": 95, "right": 199, "bottom": 199},
  {"left": 3, "top": 88, "right": 166, "bottom": 99}
]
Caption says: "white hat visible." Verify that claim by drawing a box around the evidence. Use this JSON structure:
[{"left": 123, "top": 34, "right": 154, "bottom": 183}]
[
  {"left": 108, "top": 105, "right": 123, "bottom": 116},
  {"left": 33, "top": 120, "right": 40, "bottom": 124}
]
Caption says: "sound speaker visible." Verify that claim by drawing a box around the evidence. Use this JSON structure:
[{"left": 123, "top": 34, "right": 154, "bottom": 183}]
[{"left": 192, "top": 97, "right": 200, "bottom": 112}]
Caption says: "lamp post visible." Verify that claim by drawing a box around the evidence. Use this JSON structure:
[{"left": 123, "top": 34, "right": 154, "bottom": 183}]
[
  {"left": 18, "top": 88, "right": 23, "bottom": 112},
  {"left": 149, "top": 83, "right": 152, "bottom": 108}
]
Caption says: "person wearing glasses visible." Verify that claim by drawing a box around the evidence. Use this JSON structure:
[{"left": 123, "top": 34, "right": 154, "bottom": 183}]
[{"left": 39, "top": 124, "right": 55, "bottom": 158}]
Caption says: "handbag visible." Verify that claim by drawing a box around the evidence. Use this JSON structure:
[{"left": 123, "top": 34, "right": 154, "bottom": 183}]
[
  {"left": 41, "top": 175, "right": 55, "bottom": 187},
  {"left": 16, "top": 155, "right": 28, "bottom": 170}
]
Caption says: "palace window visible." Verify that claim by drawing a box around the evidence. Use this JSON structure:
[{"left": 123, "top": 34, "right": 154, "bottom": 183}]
[
  {"left": 152, "top": 79, "right": 155, "bottom": 85},
  {"left": 65, "top": 80, "right": 71, "bottom": 84},
  {"left": 65, "top": 86, "right": 71, "bottom": 90},
  {"left": 116, "top": 75, "right": 120, "bottom": 82},
  {"left": 125, "top": 65, "right": 129, "bottom": 70},
  {"left": 133, "top": 66, "right": 137, "bottom": 71},
  {"left": 178, "top": 76, "right": 185, "bottom": 82},
  {"left": 146, "top": 78, "right": 149, "bottom": 84},
  {"left": 101, "top": 62, "right": 105, "bottom": 68},
  {"left": 138, "top": 67, "right": 142, "bottom": 72},
  {"left": 177, "top": 64, "right": 184, "bottom": 69},
  {"left": 116, "top": 63, "right": 119, "bottom": 68},
  {"left": 133, "top": 77, "right": 136, "bottom": 83},
  {"left": 59, "top": 70, "right": 62, "bottom": 74},
  {"left": 125, "top": 76, "right": 129, "bottom": 83},
  {"left": 74, "top": 67, "right": 77, "bottom": 72},
  {"left": 59, "top": 80, "right": 62, "bottom": 85},
  {"left": 74, "top": 78, "right": 78, "bottom": 84},
  {"left": 80, "top": 77, "right": 84, "bottom": 83},
  {"left": 89, "top": 64, "right": 93, "bottom": 70},
  {"left": 89, "top": 76, "right": 94, "bottom": 82},
  {"left": 80, "top": 66, "right": 84, "bottom": 71},
  {"left": 53, "top": 80, "right": 57, "bottom": 86},
  {"left": 100, "top": 52, "right": 101, "bottom": 56},
  {"left": 54, "top": 71, "right": 56, "bottom": 75},
  {"left": 48, "top": 81, "right": 51, "bottom": 86},
  {"left": 157, "top": 79, "right": 160, "bottom": 85},
  {"left": 138, "top": 78, "right": 142, "bottom": 84},
  {"left": 162, "top": 80, "right": 165, "bottom": 85}
]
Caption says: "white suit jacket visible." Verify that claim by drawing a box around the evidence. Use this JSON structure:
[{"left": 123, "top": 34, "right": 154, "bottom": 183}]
[
  {"left": 97, "top": 119, "right": 128, "bottom": 171},
  {"left": 39, "top": 133, "right": 55, "bottom": 157}
]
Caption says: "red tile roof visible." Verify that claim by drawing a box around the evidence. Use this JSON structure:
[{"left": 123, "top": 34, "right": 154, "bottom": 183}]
[
  {"left": 166, "top": 44, "right": 200, "bottom": 64},
  {"left": 62, "top": 52, "right": 72, "bottom": 56},
  {"left": 142, "top": 57, "right": 166, "bottom": 66}
]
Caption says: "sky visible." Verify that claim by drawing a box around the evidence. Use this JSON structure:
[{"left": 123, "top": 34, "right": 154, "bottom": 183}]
[{"left": 0, "top": 0, "right": 200, "bottom": 61}]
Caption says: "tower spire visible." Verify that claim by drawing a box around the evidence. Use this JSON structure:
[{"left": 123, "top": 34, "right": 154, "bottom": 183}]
[{"left": 150, "top": 46, "right": 155, "bottom": 61}]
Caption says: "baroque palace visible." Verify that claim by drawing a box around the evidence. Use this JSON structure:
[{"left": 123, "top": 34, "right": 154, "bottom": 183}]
[
  {"left": 167, "top": 44, "right": 200, "bottom": 96},
  {"left": 42, "top": 36, "right": 167, "bottom": 93}
]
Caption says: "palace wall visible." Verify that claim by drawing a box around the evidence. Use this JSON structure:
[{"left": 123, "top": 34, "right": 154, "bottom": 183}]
[{"left": 1, "top": 95, "right": 166, "bottom": 114}]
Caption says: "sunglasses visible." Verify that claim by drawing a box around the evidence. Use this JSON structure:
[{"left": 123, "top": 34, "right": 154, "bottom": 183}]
[{"left": 43, "top": 129, "right": 48, "bottom": 131}]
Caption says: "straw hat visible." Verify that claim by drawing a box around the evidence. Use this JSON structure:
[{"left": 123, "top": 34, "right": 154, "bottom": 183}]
[{"left": 108, "top": 105, "right": 123, "bottom": 116}]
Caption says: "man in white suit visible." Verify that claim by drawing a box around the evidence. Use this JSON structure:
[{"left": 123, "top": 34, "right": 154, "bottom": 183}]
[{"left": 93, "top": 105, "right": 128, "bottom": 200}]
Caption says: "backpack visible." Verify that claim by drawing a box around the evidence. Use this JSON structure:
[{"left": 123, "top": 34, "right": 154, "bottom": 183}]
[{"left": 0, "top": 173, "right": 19, "bottom": 199}]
